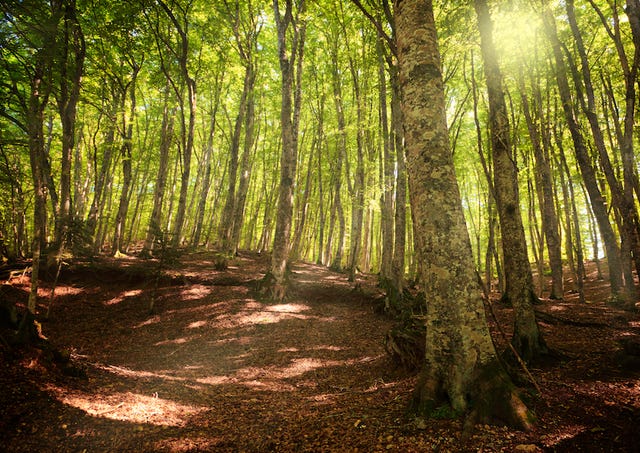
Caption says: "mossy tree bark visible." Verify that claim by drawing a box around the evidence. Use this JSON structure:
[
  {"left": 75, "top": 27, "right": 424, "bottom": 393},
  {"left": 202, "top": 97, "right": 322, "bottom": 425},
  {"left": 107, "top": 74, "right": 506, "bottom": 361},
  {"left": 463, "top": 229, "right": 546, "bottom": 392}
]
[{"left": 396, "top": 0, "right": 534, "bottom": 430}]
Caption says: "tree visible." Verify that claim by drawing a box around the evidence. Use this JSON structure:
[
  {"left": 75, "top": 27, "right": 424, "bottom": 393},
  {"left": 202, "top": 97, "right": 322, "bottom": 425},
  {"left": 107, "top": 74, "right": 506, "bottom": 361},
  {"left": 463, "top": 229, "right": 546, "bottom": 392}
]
[
  {"left": 542, "top": 6, "right": 625, "bottom": 300},
  {"left": 267, "top": 0, "right": 306, "bottom": 301},
  {"left": 396, "top": 0, "right": 533, "bottom": 429},
  {"left": 473, "top": 0, "right": 547, "bottom": 363}
]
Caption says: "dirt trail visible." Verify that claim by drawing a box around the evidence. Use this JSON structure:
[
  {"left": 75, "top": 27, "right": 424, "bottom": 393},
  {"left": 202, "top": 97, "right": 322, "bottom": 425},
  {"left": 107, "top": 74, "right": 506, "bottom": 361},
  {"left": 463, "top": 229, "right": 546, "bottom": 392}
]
[{"left": 1, "top": 252, "right": 639, "bottom": 452}]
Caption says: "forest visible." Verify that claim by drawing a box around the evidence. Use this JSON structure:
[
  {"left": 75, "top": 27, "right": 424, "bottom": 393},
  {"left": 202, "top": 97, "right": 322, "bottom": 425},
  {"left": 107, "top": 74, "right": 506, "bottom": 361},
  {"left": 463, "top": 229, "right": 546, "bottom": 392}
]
[{"left": 1, "top": 0, "right": 640, "bottom": 451}]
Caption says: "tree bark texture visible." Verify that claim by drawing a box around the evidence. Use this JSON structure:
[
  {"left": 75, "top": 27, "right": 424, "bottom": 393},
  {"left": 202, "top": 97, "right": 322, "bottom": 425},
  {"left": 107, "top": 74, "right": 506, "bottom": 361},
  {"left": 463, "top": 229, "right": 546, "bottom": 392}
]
[
  {"left": 269, "top": 0, "right": 306, "bottom": 301},
  {"left": 396, "top": 0, "right": 533, "bottom": 429}
]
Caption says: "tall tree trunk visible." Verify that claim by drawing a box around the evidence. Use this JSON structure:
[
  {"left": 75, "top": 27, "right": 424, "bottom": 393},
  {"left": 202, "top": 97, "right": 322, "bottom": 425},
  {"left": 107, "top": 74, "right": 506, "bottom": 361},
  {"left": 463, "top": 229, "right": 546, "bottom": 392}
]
[
  {"left": 474, "top": 0, "right": 546, "bottom": 362},
  {"left": 230, "top": 91, "right": 257, "bottom": 255},
  {"left": 54, "top": 0, "right": 85, "bottom": 254},
  {"left": 143, "top": 98, "right": 174, "bottom": 254},
  {"left": 567, "top": 0, "right": 639, "bottom": 302},
  {"left": 156, "top": 0, "right": 196, "bottom": 248},
  {"left": 542, "top": 7, "right": 624, "bottom": 298},
  {"left": 329, "top": 42, "right": 346, "bottom": 271},
  {"left": 111, "top": 68, "right": 138, "bottom": 255},
  {"left": 192, "top": 95, "right": 220, "bottom": 247},
  {"left": 86, "top": 94, "right": 118, "bottom": 245},
  {"left": 555, "top": 131, "right": 586, "bottom": 303},
  {"left": 219, "top": 66, "right": 251, "bottom": 256},
  {"left": 268, "top": 0, "right": 306, "bottom": 301},
  {"left": 396, "top": 0, "right": 533, "bottom": 429},
  {"left": 27, "top": 61, "right": 54, "bottom": 314},
  {"left": 520, "top": 75, "right": 563, "bottom": 299},
  {"left": 391, "top": 72, "right": 407, "bottom": 295},
  {"left": 377, "top": 31, "right": 394, "bottom": 283}
]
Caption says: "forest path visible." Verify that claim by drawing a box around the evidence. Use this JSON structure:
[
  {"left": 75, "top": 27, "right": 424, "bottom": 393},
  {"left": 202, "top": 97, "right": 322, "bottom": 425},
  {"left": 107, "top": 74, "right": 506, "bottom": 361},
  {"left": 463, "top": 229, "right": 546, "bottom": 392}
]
[{"left": 1, "top": 252, "right": 639, "bottom": 452}]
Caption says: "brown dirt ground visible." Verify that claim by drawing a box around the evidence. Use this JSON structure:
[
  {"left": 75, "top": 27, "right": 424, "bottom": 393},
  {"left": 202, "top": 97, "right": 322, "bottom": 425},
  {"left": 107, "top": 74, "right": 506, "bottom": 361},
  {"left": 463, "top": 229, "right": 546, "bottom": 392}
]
[{"left": 1, "top": 251, "right": 639, "bottom": 452}]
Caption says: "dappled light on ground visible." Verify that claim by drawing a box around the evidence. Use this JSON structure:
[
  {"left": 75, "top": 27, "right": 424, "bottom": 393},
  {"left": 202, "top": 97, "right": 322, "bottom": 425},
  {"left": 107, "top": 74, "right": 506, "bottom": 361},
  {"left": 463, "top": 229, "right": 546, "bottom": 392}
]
[
  {"left": 106, "top": 289, "right": 143, "bottom": 306},
  {"left": 47, "top": 385, "right": 206, "bottom": 426},
  {"left": 2, "top": 253, "right": 639, "bottom": 452}
]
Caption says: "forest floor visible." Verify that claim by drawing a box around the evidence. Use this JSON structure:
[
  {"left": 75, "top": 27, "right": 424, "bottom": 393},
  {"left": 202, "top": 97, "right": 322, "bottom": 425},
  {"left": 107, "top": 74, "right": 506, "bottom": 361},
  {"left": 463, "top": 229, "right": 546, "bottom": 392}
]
[{"left": 1, "top": 250, "right": 639, "bottom": 452}]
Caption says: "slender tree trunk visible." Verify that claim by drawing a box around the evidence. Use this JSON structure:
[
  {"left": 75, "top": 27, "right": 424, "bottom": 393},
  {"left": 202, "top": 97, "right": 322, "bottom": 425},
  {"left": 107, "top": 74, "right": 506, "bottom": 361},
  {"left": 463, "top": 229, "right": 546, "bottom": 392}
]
[
  {"left": 391, "top": 73, "right": 407, "bottom": 294},
  {"left": 27, "top": 65, "right": 53, "bottom": 314},
  {"left": 555, "top": 134, "right": 586, "bottom": 302},
  {"left": 542, "top": 7, "right": 624, "bottom": 298},
  {"left": 87, "top": 95, "right": 118, "bottom": 244},
  {"left": 230, "top": 94, "right": 257, "bottom": 255},
  {"left": 377, "top": 32, "right": 394, "bottom": 283},
  {"left": 192, "top": 100, "right": 219, "bottom": 247},
  {"left": 566, "top": 0, "right": 638, "bottom": 302},
  {"left": 54, "top": 0, "right": 85, "bottom": 253},
  {"left": 520, "top": 77, "right": 563, "bottom": 299},
  {"left": 397, "top": 0, "right": 533, "bottom": 429},
  {"left": 292, "top": 132, "right": 317, "bottom": 260},
  {"left": 111, "top": 69, "right": 138, "bottom": 255},
  {"left": 475, "top": 0, "right": 546, "bottom": 362},
  {"left": 267, "top": 0, "right": 306, "bottom": 301},
  {"left": 143, "top": 99, "right": 174, "bottom": 254},
  {"left": 219, "top": 66, "right": 251, "bottom": 255}
]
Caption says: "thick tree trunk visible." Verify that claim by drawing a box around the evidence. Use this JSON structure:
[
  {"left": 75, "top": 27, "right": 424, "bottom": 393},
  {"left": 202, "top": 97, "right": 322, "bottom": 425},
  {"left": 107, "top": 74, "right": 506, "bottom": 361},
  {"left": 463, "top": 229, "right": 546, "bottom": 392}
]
[
  {"left": 396, "top": 0, "right": 533, "bottom": 430},
  {"left": 474, "top": 0, "right": 547, "bottom": 363}
]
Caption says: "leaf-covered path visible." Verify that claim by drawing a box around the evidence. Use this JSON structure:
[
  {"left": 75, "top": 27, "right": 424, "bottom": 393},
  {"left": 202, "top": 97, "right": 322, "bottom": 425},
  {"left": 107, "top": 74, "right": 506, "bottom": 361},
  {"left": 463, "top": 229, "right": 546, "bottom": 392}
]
[{"left": 1, "top": 251, "right": 640, "bottom": 451}]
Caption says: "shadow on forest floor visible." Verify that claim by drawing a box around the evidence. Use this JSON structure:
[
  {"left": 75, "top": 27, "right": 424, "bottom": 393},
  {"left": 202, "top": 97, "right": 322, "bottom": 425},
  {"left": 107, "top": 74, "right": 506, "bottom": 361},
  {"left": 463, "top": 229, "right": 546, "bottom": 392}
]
[{"left": 1, "top": 251, "right": 639, "bottom": 452}]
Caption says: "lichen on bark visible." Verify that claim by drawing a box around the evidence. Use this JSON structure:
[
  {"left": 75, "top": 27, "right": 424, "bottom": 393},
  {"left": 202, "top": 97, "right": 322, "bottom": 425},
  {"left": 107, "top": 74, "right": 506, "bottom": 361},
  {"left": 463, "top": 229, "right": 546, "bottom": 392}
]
[{"left": 395, "top": 0, "right": 534, "bottom": 430}]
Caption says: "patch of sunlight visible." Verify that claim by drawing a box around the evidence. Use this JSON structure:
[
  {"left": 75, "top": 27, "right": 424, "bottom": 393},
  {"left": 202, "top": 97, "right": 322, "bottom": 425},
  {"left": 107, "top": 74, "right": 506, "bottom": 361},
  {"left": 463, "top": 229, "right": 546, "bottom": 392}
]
[
  {"left": 155, "top": 337, "right": 189, "bottom": 346},
  {"left": 179, "top": 284, "right": 212, "bottom": 300},
  {"left": 629, "top": 321, "right": 640, "bottom": 328},
  {"left": 310, "top": 345, "right": 346, "bottom": 351},
  {"left": 243, "top": 379, "right": 296, "bottom": 392},
  {"left": 243, "top": 301, "right": 263, "bottom": 310},
  {"left": 184, "top": 365, "right": 203, "bottom": 370},
  {"left": 98, "top": 364, "right": 187, "bottom": 383},
  {"left": 213, "top": 335, "right": 253, "bottom": 345},
  {"left": 196, "top": 375, "right": 233, "bottom": 385},
  {"left": 187, "top": 320, "right": 207, "bottom": 329},
  {"left": 268, "top": 303, "right": 310, "bottom": 313},
  {"left": 213, "top": 310, "right": 310, "bottom": 328},
  {"left": 134, "top": 315, "right": 162, "bottom": 328},
  {"left": 540, "top": 424, "right": 587, "bottom": 449},
  {"left": 548, "top": 304, "right": 568, "bottom": 312},
  {"left": 165, "top": 300, "right": 229, "bottom": 316},
  {"left": 105, "top": 289, "right": 143, "bottom": 306},
  {"left": 48, "top": 387, "right": 205, "bottom": 426},
  {"left": 279, "top": 347, "right": 300, "bottom": 352},
  {"left": 273, "top": 358, "right": 341, "bottom": 378},
  {"left": 307, "top": 393, "right": 337, "bottom": 404},
  {"left": 237, "top": 358, "right": 344, "bottom": 381}
]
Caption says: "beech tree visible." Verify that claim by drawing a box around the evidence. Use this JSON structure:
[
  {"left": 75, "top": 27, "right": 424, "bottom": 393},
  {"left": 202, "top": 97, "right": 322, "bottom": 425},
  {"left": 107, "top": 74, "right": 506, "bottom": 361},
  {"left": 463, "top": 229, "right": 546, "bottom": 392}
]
[
  {"left": 396, "top": 0, "right": 533, "bottom": 428},
  {"left": 473, "top": 0, "right": 547, "bottom": 363},
  {"left": 267, "top": 0, "right": 306, "bottom": 301}
]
